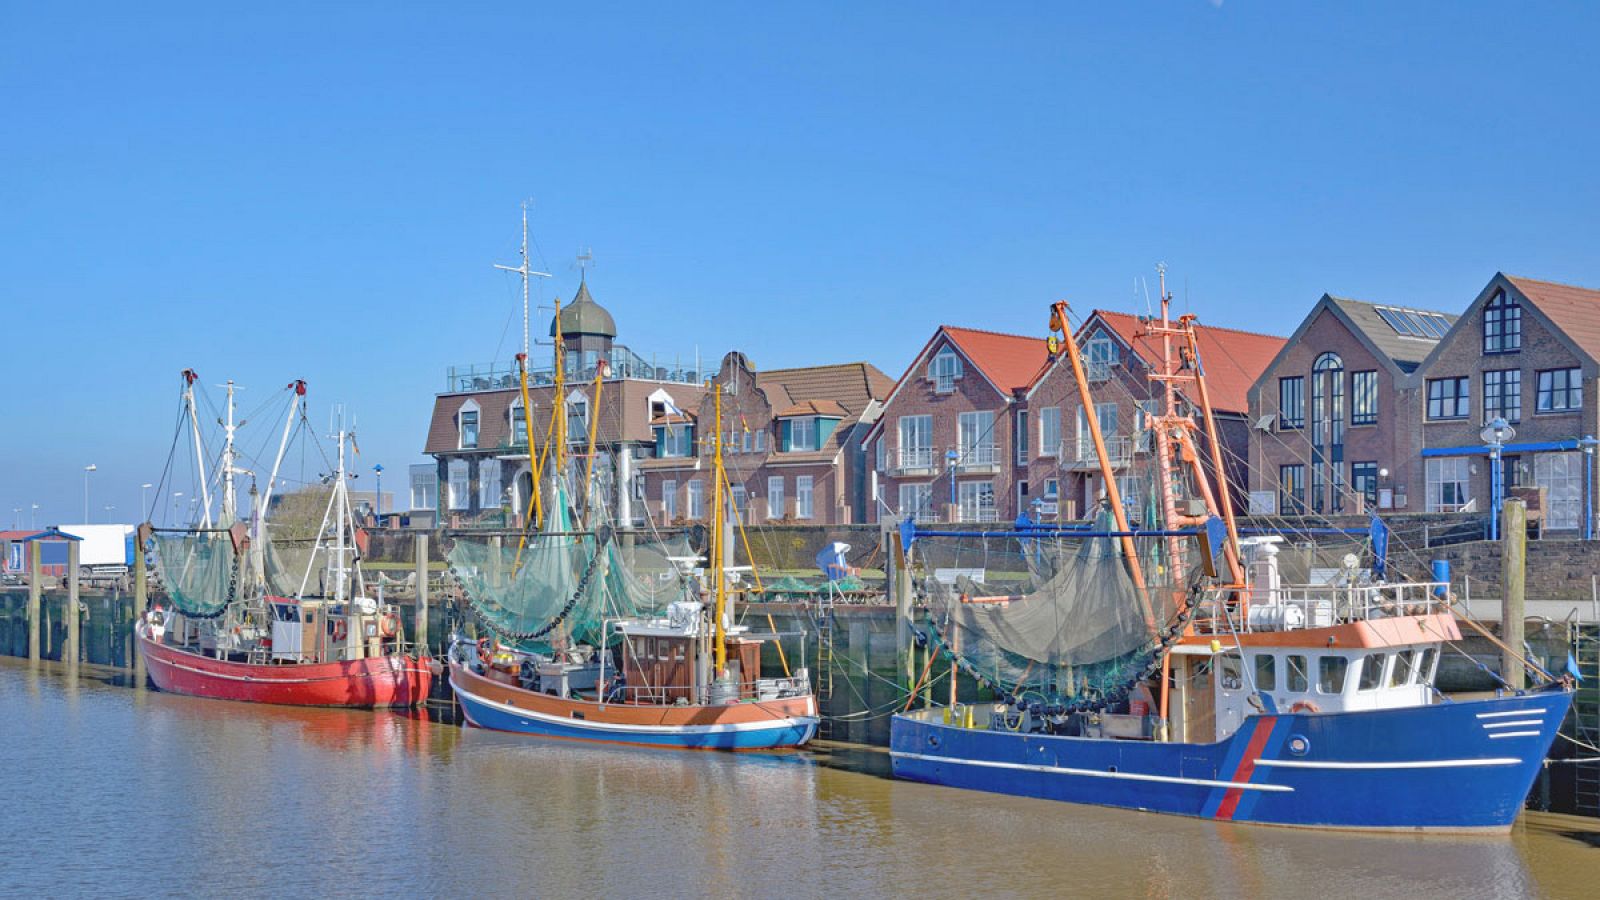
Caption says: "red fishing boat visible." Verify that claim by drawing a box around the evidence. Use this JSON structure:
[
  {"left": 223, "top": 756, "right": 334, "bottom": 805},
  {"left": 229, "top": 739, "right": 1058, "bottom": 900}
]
[{"left": 135, "top": 373, "right": 433, "bottom": 709}]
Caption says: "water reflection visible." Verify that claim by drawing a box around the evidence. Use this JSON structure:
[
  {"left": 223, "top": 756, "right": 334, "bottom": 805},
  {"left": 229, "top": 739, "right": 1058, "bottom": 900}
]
[{"left": 1, "top": 658, "right": 1593, "bottom": 899}]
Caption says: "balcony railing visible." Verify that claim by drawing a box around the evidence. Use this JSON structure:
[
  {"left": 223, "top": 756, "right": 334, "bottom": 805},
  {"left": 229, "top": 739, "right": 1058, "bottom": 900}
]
[
  {"left": 446, "top": 344, "right": 710, "bottom": 393},
  {"left": 898, "top": 448, "right": 935, "bottom": 471},
  {"left": 1064, "top": 435, "right": 1134, "bottom": 470}
]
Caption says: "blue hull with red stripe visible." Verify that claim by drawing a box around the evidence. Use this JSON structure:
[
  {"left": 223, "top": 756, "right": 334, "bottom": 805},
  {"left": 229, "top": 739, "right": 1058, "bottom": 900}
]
[{"left": 890, "top": 689, "right": 1572, "bottom": 832}]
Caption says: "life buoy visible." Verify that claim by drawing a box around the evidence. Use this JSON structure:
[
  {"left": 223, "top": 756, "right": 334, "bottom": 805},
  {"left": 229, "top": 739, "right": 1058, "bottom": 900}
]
[
  {"left": 1289, "top": 700, "right": 1321, "bottom": 714},
  {"left": 331, "top": 618, "right": 349, "bottom": 642},
  {"left": 379, "top": 613, "right": 399, "bottom": 638}
]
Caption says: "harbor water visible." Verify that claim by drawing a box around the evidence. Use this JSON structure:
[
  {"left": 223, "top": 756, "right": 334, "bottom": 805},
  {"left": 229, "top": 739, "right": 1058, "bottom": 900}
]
[{"left": 2, "top": 658, "right": 1596, "bottom": 899}]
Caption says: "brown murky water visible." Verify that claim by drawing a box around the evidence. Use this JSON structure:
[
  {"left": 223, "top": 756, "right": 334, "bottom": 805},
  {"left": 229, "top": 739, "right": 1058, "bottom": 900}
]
[{"left": 1, "top": 658, "right": 1595, "bottom": 899}]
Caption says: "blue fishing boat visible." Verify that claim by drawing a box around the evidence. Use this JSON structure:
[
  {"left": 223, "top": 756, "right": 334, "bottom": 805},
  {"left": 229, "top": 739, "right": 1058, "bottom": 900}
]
[{"left": 888, "top": 288, "right": 1573, "bottom": 832}]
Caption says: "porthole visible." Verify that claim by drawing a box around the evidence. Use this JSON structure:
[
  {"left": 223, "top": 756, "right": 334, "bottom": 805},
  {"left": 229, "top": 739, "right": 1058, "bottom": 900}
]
[{"left": 1288, "top": 735, "right": 1310, "bottom": 756}]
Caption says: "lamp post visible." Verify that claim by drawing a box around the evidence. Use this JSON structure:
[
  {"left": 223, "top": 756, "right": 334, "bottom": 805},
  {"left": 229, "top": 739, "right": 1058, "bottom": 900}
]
[
  {"left": 172, "top": 492, "right": 183, "bottom": 527},
  {"left": 1377, "top": 467, "right": 1390, "bottom": 511},
  {"left": 30, "top": 504, "right": 38, "bottom": 529},
  {"left": 141, "top": 483, "right": 153, "bottom": 521},
  {"left": 83, "top": 463, "right": 97, "bottom": 522},
  {"left": 1481, "top": 418, "right": 1515, "bottom": 542},
  {"left": 373, "top": 464, "right": 384, "bottom": 523}
]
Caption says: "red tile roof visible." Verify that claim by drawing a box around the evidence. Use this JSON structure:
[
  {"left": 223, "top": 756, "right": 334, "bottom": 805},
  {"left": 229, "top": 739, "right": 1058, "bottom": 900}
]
[
  {"left": 1506, "top": 275, "right": 1600, "bottom": 362},
  {"left": 941, "top": 326, "right": 1052, "bottom": 393},
  {"left": 776, "top": 399, "right": 849, "bottom": 418},
  {"left": 1089, "top": 310, "right": 1287, "bottom": 414}
]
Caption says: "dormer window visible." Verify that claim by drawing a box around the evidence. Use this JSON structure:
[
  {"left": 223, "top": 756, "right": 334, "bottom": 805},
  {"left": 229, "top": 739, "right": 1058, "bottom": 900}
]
[
  {"left": 790, "top": 417, "right": 816, "bottom": 451},
  {"left": 1483, "top": 289, "right": 1521, "bottom": 353},
  {"left": 930, "top": 349, "right": 962, "bottom": 393},
  {"left": 458, "top": 400, "right": 481, "bottom": 449},
  {"left": 509, "top": 399, "right": 527, "bottom": 445}
]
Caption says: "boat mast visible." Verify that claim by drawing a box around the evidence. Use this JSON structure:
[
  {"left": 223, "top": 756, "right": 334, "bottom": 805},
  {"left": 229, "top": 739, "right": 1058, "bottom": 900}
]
[
  {"left": 221, "top": 380, "right": 239, "bottom": 525},
  {"left": 181, "top": 369, "right": 214, "bottom": 528},
  {"left": 334, "top": 423, "right": 348, "bottom": 601},
  {"left": 492, "top": 202, "right": 552, "bottom": 361},
  {"left": 711, "top": 381, "right": 728, "bottom": 677}
]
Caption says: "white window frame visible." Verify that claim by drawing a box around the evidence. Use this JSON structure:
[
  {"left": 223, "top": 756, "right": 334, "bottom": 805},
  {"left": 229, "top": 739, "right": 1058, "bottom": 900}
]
[
  {"left": 1086, "top": 335, "right": 1117, "bottom": 381},
  {"left": 957, "top": 481, "right": 997, "bottom": 522},
  {"left": 509, "top": 398, "right": 528, "bottom": 446},
  {"left": 457, "top": 399, "right": 481, "bottom": 450},
  {"left": 767, "top": 476, "right": 785, "bottom": 520},
  {"left": 754, "top": 429, "right": 766, "bottom": 452},
  {"left": 1039, "top": 406, "right": 1061, "bottom": 457},
  {"left": 790, "top": 417, "right": 816, "bottom": 452},
  {"left": 409, "top": 466, "right": 437, "bottom": 511},
  {"left": 1425, "top": 457, "right": 1470, "bottom": 513},
  {"left": 898, "top": 483, "right": 934, "bottom": 522},
  {"left": 929, "top": 348, "right": 962, "bottom": 393},
  {"left": 566, "top": 389, "right": 589, "bottom": 443},
  {"left": 478, "top": 458, "right": 502, "bottom": 510},
  {"left": 662, "top": 479, "right": 678, "bottom": 523},
  {"left": 958, "top": 410, "right": 997, "bottom": 465},
  {"left": 898, "top": 415, "right": 933, "bottom": 469},
  {"left": 1015, "top": 410, "right": 1029, "bottom": 465},
  {"left": 686, "top": 480, "right": 704, "bottom": 520},
  {"left": 795, "top": 476, "right": 814, "bottom": 519},
  {"left": 447, "top": 459, "right": 470, "bottom": 510}
]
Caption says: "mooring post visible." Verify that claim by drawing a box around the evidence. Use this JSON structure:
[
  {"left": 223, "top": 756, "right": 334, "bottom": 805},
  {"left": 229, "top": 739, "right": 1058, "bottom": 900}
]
[
  {"left": 1501, "top": 498, "right": 1527, "bottom": 690},
  {"left": 414, "top": 532, "right": 430, "bottom": 655},
  {"left": 66, "top": 540, "right": 81, "bottom": 665},
  {"left": 890, "top": 524, "right": 915, "bottom": 694},
  {"left": 26, "top": 539, "right": 42, "bottom": 661}
]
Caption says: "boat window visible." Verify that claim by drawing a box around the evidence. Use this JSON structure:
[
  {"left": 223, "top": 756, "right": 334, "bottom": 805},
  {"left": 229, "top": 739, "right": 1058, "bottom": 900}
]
[
  {"left": 1318, "top": 656, "right": 1349, "bottom": 694},
  {"left": 1219, "top": 654, "right": 1243, "bottom": 691},
  {"left": 1286, "top": 654, "right": 1309, "bottom": 693},
  {"left": 1417, "top": 647, "right": 1438, "bottom": 683},
  {"left": 1358, "top": 652, "right": 1387, "bottom": 691},
  {"left": 1390, "top": 649, "right": 1415, "bottom": 687},
  {"left": 1254, "top": 654, "right": 1277, "bottom": 691}
]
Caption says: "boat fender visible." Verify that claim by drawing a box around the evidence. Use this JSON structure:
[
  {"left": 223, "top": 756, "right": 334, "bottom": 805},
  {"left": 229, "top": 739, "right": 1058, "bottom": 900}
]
[{"left": 1289, "top": 700, "right": 1321, "bottom": 714}]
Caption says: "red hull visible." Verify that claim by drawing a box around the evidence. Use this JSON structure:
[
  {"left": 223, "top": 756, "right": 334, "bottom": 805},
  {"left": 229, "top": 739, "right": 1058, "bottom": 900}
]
[{"left": 136, "top": 625, "right": 433, "bottom": 708}]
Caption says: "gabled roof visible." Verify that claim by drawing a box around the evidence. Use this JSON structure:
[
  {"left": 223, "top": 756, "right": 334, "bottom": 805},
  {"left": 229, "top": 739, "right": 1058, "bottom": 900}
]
[
  {"left": 1506, "top": 275, "right": 1600, "bottom": 362},
  {"left": 1088, "top": 311, "right": 1287, "bottom": 414},
  {"left": 941, "top": 326, "right": 1052, "bottom": 393},
  {"left": 1326, "top": 296, "right": 1456, "bottom": 373},
  {"left": 755, "top": 361, "right": 895, "bottom": 415}
]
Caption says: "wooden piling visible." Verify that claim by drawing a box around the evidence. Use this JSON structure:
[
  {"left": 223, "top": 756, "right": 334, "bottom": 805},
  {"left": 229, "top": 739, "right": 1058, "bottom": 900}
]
[
  {"left": 66, "top": 541, "right": 81, "bottom": 665},
  {"left": 890, "top": 526, "right": 915, "bottom": 694},
  {"left": 414, "top": 532, "right": 430, "bottom": 655},
  {"left": 26, "top": 539, "right": 41, "bottom": 661},
  {"left": 1501, "top": 498, "right": 1527, "bottom": 690}
]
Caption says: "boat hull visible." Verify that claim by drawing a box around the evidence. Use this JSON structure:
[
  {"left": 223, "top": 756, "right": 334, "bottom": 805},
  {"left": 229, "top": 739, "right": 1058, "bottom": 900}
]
[
  {"left": 449, "top": 659, "right": 818, "bottom": 750},
  {"left": 890, "top": 690, "right": 1573, "bottom": 832},
  {"left": 137, "top": 624, "right": 433, "bottom": 709}
]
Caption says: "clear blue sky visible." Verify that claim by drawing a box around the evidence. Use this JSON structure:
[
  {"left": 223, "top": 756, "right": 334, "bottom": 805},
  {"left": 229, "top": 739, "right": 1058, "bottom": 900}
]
[{"left": 3, "top": 2, "right": 1598, "bottom": 526}]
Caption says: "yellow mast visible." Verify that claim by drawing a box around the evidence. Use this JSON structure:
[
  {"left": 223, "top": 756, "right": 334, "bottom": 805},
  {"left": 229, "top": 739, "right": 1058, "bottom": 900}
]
[
  {"left": 516, "top": 352, "right": 542, "bottom": 524},
  {"left": 583, "top": 363, "right": 607, "bottom": 511},
  {"left": 552, "top": 293, "right": 567, "bottom": 479},
  {"left": 710, "top": 381, "right": 728, "bottom": 676}
]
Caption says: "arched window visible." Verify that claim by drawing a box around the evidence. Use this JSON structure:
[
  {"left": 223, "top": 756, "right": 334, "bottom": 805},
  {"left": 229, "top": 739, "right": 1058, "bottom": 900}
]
[
  {"left": 1310, "top": 353, "right": 1344, "bottom": 513},
  {"left": 1483, "top": 289, "right": 1522, "bottom": 353}
]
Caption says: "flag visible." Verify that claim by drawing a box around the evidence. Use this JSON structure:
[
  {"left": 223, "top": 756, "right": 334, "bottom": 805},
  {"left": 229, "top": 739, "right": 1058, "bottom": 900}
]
[
  {"left": 662, "top": 397, "right": 685, "bottom": 418},
  {"left": 1567, "top": 653, "right": 1586, "bottom": 683},
  {"left": 740, "top": 412, "right": 750, "bottom": 433},
  {"left": 350, "top": 433, "right": 361, "bottom": 456}
]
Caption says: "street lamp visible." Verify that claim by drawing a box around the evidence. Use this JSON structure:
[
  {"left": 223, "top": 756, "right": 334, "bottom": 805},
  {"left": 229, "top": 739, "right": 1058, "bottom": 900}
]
[
  {"left": 945, "top": 449, "right": 960, "bottom": 521},
  {"left": 1481, "top": 418, "right": 1515, "bottom": 541},
  {"left": 172, "top": 492, "right": 183, "bottom": 527},
  {"left": 1581, "top": 435, "right": 1599, "bottom": 541},
  {"left": 373, "top": 464, "right": 384, "bottom": 522},
  {"left": 141, "top": 483, "right": 153, "bottom": 520},
  {"left": 83, "top": 463, "right": 97, "bottom": 522},
  {"left": 30, "top": 504, "right": 38, "bottom": 529}
]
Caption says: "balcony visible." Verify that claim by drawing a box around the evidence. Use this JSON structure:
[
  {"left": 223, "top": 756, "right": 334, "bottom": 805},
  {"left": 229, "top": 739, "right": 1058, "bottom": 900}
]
[
  {"left": 954, "top": 444, "right": 1001, "bottom": 475},
  {"left": 894, "top": 447, "right": 936, "bottom": 475},
  {"left": 1063, "top": 435, "right": 1135, "bottom": 471}
]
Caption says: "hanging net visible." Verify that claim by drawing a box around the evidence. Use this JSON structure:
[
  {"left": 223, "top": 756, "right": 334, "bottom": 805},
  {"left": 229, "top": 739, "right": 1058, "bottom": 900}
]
[
  {"left": 918, "top": 508, "right": 1198, "bottom": 706},
  {"left": 448, "top": 487, "right": 693, "bottom": 650},
  {"left": 152, "top": 533, "right": 237, "bottom": 618}
]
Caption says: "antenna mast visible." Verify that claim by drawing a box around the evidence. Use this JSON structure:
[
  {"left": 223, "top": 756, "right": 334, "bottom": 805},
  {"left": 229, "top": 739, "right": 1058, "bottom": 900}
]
[{"left": 493, "top": 201, "right": 552, "bottom": 358}]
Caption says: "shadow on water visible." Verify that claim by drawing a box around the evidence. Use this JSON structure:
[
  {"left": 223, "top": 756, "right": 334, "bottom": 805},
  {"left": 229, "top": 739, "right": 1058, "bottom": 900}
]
[{"left": 3, "top": 657, "right": 1598, "bottom": 899}]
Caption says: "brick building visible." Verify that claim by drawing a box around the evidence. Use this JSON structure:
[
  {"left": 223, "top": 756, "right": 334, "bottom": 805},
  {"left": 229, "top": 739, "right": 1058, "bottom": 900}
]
[
  {"left": 1248, "top": 295, "right": 1455, "bottom": 516},
  {"left": 1029, "top": 311, "right": 1285, "bottom": 521},
  {"left": 1416, "top": 274, "right": 1600, "bottom": 533},
  {"left": 636, "top": 351, "right": 893, "bottom": 526},
  {"left": 862, "top": 326, "right": 1051, "bottom": 524},
  {"left": 422, "top": 280, "right": 708, "bottom": 527}
]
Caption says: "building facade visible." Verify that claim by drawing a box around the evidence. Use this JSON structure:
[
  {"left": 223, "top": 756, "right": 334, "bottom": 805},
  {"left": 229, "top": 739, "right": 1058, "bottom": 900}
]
[
  {"left": 422, "top": 280, "right": 709, "bottom": 528},
  {"left": 1416, "top": 274, "right": 1600, "bottom": 533},
  {"left": 636, "top": 351, "right": 893, "bottom": 527},
  {"left": 1248, "top": 295, "right": 1454, "bottom": 517}
]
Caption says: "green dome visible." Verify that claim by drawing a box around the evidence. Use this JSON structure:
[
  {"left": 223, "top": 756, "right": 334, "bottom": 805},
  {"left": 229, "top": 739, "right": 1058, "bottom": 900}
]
[{"left": 550, "top": 281, "right": 617, "bottom": 338}]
